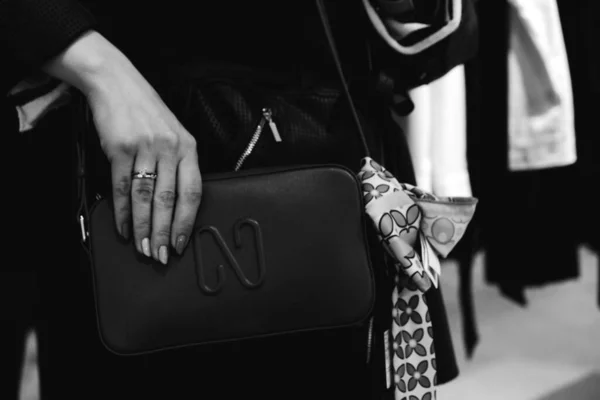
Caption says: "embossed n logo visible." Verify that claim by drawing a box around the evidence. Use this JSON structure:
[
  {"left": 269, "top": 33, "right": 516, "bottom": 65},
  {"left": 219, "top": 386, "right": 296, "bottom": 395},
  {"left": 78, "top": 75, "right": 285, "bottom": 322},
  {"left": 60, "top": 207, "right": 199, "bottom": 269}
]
[{"left": 192, "top": 218, "right": 266, "bottom": 295}]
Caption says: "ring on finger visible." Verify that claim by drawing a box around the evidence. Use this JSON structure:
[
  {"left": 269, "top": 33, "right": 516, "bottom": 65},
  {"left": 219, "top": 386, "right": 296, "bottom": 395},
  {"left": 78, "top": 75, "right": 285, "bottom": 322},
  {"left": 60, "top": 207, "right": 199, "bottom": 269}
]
[{"left": 132, "top": 169, "right": 158, "bottom": 180}]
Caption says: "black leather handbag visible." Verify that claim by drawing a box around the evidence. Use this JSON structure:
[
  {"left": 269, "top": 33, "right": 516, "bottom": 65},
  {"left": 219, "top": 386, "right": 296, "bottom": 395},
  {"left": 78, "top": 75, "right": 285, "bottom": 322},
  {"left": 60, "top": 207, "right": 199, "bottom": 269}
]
[
  {"left": 88, "top": 165, "right": 375, "bottom": 355},
  {"left": 81, "top": 0, "right": 378, "bottom": 355}
]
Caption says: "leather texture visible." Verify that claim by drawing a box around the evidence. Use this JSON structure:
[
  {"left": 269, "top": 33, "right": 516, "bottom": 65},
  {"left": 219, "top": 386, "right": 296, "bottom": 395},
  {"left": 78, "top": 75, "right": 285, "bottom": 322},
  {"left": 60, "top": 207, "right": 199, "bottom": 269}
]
[{"left": 89, "top": 165, "right": 375, "bottom": 355}]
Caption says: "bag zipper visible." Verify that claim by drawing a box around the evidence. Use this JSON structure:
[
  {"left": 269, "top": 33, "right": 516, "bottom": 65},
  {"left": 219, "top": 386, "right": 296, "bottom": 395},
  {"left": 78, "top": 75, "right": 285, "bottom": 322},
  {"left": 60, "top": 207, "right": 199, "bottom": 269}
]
[
  {"left": 234, "top": 107, "right": 281, "bottom": 171},
  {"left": 366, "top": 315, "right": 374, "bottom": 364},
  {"left": 79, "top": 193, "right": 103, "bottom": 243}
]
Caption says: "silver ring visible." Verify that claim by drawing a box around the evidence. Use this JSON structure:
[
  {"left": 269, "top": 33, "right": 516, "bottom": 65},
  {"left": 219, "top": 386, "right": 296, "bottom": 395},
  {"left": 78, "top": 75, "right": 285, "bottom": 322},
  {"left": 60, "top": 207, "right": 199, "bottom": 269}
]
[{"left": 132, "top": 170, "right": 158, "bottom": 180}]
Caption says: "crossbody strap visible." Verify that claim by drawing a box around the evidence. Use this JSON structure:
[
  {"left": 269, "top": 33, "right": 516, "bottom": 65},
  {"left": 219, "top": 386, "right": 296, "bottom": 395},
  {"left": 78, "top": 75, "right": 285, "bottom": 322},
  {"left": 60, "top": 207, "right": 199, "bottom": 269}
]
[{"left": 316, "top": 0, "right": 371, "bottom": 158}]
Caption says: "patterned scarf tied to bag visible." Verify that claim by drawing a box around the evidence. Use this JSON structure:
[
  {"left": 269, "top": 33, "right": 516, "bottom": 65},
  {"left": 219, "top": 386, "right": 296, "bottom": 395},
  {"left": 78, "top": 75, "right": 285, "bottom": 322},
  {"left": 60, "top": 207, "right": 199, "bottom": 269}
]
[{"left": 359, "top": 157, "right": 477, "bottom": 400}]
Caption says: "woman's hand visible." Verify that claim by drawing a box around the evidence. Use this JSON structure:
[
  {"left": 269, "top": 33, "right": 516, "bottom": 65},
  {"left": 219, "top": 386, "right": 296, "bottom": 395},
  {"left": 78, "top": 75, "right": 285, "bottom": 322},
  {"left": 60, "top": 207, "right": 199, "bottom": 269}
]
[
  {"left": 44, "top": 31, "right": 202, "bottom": 264},
  {"left": 86, "top": 65, "right": 202, "bottom": 265}
]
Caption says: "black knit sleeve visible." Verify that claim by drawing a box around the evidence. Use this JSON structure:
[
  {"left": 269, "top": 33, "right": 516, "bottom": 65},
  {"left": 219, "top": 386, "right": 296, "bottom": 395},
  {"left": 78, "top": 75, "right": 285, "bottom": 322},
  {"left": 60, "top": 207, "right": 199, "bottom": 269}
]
[{"left": 0, "top": 0, "right": 96, "bottom": 93}]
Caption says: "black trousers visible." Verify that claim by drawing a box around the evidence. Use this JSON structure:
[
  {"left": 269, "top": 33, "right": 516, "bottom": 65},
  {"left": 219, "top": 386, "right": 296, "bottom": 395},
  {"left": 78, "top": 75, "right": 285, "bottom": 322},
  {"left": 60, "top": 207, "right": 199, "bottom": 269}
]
[{"left": 0, "top": 113, "right": 47, "bottom": 400}]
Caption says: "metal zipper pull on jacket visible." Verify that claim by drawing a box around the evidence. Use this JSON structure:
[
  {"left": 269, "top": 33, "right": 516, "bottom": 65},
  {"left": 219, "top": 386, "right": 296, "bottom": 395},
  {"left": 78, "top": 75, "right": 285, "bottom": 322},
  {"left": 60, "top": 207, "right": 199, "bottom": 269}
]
[
  {"left": 263, "top": 108, "right": 282, "bottom": 142},
  {"left": 234, "top": 107, "right": 282, "bottom": 171}
]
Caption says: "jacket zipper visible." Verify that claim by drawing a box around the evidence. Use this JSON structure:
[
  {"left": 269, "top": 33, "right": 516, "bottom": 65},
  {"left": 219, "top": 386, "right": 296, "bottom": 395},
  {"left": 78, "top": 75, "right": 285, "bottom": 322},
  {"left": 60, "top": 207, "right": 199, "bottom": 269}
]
[{"left": 234, "top": 107, "right": 281, "bottom": 171}]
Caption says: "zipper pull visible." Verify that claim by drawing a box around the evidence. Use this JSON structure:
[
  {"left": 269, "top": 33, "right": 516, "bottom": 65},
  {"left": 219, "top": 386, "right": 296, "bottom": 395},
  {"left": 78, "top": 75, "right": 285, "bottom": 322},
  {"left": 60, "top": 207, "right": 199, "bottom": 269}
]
[
  {"left": 79, "top": 214, "right": 88, "bottom": 242},
  {"left": 366, "top": 316, "right": 374, "bottom": 364},
  {"left": 262, "top": 108, "right": 282, "bottom": 142}
]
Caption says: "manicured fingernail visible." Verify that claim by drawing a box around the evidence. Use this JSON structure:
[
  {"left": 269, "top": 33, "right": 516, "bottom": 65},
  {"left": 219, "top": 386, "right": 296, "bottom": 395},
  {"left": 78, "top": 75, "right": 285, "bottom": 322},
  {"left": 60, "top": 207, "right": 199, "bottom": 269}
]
[
  {"left": 176, "top": 235, "right": 187, "bottom": 255},
  {"left": 142, "top": 238, "right": 151, "bottom": 257},
  {"left": 121, "top": 222, "right": 130, "bottom": 240},
  {"left": 159, "top": 246, "right": 169, "bottom": 265}
]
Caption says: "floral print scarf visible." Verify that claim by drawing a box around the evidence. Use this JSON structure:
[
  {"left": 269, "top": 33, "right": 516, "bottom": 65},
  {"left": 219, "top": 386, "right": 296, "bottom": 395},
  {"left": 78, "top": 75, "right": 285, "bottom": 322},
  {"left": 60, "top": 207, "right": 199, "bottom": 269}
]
[{"left": 359, "top": 157, "right": 477, "bottom": 400}]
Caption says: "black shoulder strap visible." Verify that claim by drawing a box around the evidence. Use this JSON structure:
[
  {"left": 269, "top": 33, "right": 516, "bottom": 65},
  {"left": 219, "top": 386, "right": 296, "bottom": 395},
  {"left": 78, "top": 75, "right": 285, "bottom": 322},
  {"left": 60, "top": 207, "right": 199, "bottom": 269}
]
[{"left": 316, "top": 0, "right": 371, "bottom": 158}]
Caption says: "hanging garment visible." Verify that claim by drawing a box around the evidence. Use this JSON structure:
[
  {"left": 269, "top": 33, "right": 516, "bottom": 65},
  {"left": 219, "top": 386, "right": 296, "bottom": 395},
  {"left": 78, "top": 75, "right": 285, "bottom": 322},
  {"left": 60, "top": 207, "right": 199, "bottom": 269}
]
[
  {"left": 401, "top": 65, "right": 472, "bottom": 197},
  {"left": 507, "top": 0, "right": 576, "bottom": 171},
  {"left": 464, "top": 0, "right": 579, "bottom": 310},
  {"left": 556, "top": 0, "right": 600, "bottom": 306},
  {"left": 365, "top": 0, "right": 461, "bottom": 56},
  {"left": 364, "top": 0, "right": 480, "bottom": 90}
]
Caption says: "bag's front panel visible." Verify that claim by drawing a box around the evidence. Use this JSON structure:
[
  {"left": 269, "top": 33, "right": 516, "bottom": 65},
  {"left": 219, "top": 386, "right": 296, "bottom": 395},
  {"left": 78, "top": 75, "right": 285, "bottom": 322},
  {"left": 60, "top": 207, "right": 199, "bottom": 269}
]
[{"left": 91, "top": 167, "right": 374, "bottom": 354}]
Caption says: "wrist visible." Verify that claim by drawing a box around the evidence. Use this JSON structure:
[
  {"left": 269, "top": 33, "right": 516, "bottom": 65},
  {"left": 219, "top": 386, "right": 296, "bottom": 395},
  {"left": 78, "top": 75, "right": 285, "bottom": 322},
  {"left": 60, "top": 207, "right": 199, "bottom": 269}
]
[{"left": 42, "top": 31, "right": 134, "bottom": 95}]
